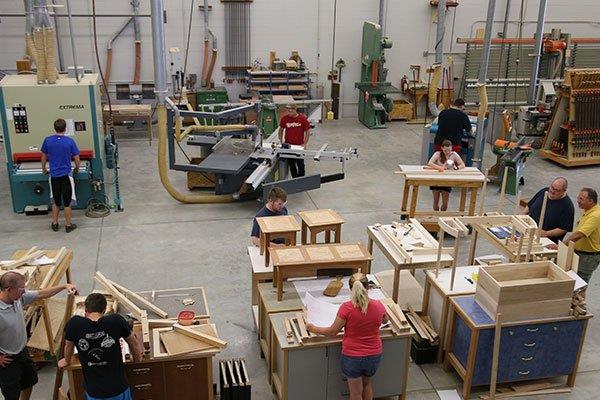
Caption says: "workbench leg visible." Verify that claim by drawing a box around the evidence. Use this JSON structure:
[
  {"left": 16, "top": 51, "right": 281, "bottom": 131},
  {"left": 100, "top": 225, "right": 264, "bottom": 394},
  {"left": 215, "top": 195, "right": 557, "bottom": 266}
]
[
  {"left": 325, "top": 230, "right": 331, "bottom": 244},
  {"left": 265, "top": 247, "right": 271, "bottom": 270},
  {"left": 301, "top": 222, "right": 307, "bottom": 245},
  {"left": 65, "top": 266, "right": 72, "bottom": 284},
  {"left": 277, "top": 269, "right": 284, "bottom": 301},
  {"left": 334, "top": 227, "right": 341, "bottom": 243},
  {"left": 459, "top": 188, "right": 467, "bottom": 213},
  {"left": 443, "top": 305, "right": 456, "bottom": 372},
  {"left": 567, "top": 319, "right": 589, "bottom": 387},
  {"left": 367, "top": 236, "right": 374, "bottom": 255},
  {"left": 468, "top": 230, "right": 478, "bottom": 265},
  {"left": 437, "top": 299, "right": 449, "bottom": 364},
  {"left": 409, "top": 185, "right": 419, "bottom": 218},
  {"left": 401, "top": 181, "right": 410, "bottom": 215},
  {"left": 260, "top": 233, "right": 266, "bottom": 255},
  {"left": 393, "top": 268, "right": 400, "bottom": 304},
  {"left": 291, "top": 232, "right": 297, "bottom": 246},
  {"left": 310, "top": 230, "right": 317, "bottom": 245},
  {"left": 468, "top": 188, "right": 479, "bottom": 216},
  {"left": 462, "top": 329, "right": 480, "bottom": 400},
  {"left": 421, "top": 278, "right": 431, "bottom": 315},
  {"left": 42, "top": 303, "right": 56, "bottom": 355}
]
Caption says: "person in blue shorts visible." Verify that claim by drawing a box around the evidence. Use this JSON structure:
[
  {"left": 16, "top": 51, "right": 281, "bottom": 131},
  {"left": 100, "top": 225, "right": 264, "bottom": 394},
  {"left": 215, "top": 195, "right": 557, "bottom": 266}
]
[{"left": 41, "top": 118, "right": 80, "bottom": 232}]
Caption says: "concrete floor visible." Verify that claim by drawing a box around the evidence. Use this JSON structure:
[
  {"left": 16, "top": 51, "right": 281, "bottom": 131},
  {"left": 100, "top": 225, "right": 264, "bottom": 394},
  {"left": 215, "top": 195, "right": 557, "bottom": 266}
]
[{"left": 1, "top": 118, "right": 598, "bottom": 400}]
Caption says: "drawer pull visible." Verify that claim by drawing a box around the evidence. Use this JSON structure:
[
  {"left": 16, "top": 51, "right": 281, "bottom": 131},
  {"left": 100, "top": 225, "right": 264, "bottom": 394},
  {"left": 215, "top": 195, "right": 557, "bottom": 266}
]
[
  {"left": 521, "top": 356, "right": 533, "bottom": 361},
  {"left": 518, "top": 371, "right": 530, "bottom": 375},
  {"left": 526, "top": 328, "right": 539, "bottom": 333},
  {"left": 524, "top": 342, "right": 536, "bottom": 347},
  {"left": 134, "top": 384, "right": 152, "bottom": 390},
  {"left": 133, "top": 368, "right": 151, "bottom": 375},
  {"left": 177, "top": 363, "right": 195, "bottom": 370}
]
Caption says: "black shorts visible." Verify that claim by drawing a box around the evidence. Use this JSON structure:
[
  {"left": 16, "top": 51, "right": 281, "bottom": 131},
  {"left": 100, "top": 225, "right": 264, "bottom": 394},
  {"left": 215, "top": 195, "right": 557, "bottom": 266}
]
[
  {"left": 431, "top": 186, "right": 452, "bottom": 193},
  {"left": 50, "top": 175, "right": 72, "bottom": 207},
  {"left": 0, "top": 349, "right": 38, "bottom": 400}
]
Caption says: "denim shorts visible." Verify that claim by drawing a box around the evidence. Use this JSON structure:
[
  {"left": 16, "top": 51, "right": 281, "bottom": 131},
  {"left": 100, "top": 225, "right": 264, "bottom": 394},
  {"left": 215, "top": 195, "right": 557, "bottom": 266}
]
[{"left": 340, "top": 354, "right": 382, "bottom": 379}]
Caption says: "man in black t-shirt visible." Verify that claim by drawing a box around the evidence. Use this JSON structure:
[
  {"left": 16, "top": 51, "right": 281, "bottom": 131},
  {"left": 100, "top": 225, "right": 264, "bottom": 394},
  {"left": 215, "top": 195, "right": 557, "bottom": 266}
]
[
  {"left": 434, "top": 98, "right": 473, "bottom": 153},
  {"left": 58, "top": 293, "right": 143, "bottom": 400},
  {"left": 251, "top": 187, "right": 289, "bottom": 246},
  {"left": 525, "top": 177, "right": 575, "bottom": 243}
]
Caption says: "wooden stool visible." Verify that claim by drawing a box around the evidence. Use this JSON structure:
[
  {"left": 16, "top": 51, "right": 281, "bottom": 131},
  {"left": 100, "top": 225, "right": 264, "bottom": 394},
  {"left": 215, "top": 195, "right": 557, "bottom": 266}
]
[
  {"left": 298, "top": 209, "right": 345, "bottom": 244},
  {"left": 256, "top": 215, "right": 301, "bottom": 268}
]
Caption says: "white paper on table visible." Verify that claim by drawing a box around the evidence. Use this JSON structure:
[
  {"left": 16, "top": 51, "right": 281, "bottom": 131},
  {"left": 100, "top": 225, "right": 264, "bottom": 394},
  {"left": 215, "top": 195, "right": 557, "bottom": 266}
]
[
  {"left": 295, "top": 276, "right": 386, "bottom": 307},
  {"left": 305, "top": 292, "right": 341, "bottom": 328},
  {"left": 567, "top": 270, "right": 588, "bottom": 292},
  {"left": 29, "top": 256, "right": 55, "bottom": 266}
]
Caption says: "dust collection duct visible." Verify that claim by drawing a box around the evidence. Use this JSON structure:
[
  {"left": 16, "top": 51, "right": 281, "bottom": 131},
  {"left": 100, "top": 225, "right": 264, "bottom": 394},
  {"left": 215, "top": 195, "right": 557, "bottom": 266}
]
[{"left": 26, "top": 0, "right": 58, "bottom": 84}]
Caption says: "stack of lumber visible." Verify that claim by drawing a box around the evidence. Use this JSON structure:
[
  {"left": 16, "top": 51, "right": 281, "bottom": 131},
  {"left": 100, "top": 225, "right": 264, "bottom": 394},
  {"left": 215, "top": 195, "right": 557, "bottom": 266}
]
[
  {"left": 406, "top": 305, "right": 438, "bottom": 344},
  {"left": 381, "top": 298, "right": 412, "bottom": 335},
  {"left": 284, "top": 312, "right": 317, "bottom": 345},
  {"left": 571, "top": 293, "right": 587, "bottom": 317},
  {"left": 153, "top": 323, "right": 227, "bottom": 357}
]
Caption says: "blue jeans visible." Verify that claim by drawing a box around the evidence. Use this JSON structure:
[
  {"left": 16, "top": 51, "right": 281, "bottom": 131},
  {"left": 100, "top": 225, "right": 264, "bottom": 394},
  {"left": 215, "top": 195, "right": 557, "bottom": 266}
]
[
  {"left": 340, "top": 354, "right": 382, "bottom": 379},
  {"left": 85, "top": 388, "right": 132, "bottom": 400}
]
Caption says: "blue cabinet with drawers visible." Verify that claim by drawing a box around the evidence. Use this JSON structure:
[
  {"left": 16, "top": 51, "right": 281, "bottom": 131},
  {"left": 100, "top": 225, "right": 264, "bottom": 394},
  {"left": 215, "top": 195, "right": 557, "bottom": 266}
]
[{"left": 445, "top": 296, "right": 591, "bottom": 399}]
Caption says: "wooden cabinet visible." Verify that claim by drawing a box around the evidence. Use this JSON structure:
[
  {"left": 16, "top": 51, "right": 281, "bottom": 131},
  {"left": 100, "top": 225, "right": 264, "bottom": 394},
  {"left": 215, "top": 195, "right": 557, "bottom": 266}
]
[{"left": 68, "top": 356, "right": 213, "bottom": 400}]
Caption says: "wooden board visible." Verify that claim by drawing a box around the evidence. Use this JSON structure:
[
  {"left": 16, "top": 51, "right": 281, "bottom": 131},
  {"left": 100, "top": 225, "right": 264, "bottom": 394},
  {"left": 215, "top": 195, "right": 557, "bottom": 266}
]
[
  {"left": 271, "top": 243, "right": 371, "bottom": 266},
  {"left": 173, "top": 324, "right": 227, "bottom": 348},
  {"left": 160, "top": 324, "right": 218, "bottom": 356},
  {"left": 298, "top": 209, "right": 344, "bottom": 226},
  {"left": 27, "top": 298, "right": 66, "bottom": 351},
  {"left": 257, "top": 215, "right": 301, "bottom": 233}
]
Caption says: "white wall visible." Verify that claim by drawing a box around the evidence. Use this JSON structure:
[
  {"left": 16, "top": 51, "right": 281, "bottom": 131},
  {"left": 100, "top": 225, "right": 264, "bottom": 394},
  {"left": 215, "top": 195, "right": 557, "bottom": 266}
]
[{"left": 2, "top": 0, "right": 600, "bottom": 116}]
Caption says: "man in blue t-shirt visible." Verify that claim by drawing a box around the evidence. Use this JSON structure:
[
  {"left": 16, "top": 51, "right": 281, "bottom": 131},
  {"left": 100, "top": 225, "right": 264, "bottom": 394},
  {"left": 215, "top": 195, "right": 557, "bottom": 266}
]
[
  {"left": 251, "top": 187, "right": 289, "bottom": 246},
  {"left": 525, "top": 177, "right": 575, "bottom": 243},
  {"left": 41, "top": 118, "right": 80, "bottom": 233}
]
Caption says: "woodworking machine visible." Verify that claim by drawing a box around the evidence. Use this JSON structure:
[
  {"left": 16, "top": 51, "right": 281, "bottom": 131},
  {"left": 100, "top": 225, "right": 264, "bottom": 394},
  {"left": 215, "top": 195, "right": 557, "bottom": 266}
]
[
  {"left": 355, "top": 21, "right": 401, "bottom": 129},
  {"left": 0, "top": 73, "right": 120, "bottom": 213},
  {"left": 166, "top": 98, "right": 357, "bottom": 202}
]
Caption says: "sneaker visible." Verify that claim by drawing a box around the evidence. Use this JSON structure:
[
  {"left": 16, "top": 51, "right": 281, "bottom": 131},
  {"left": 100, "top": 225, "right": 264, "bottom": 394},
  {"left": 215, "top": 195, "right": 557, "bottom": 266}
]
[
  {"left": 51, "top": 223, "right": 59, "bottom": 232},
  {"left": 65, "top": 224, "right": 77, "bottom": 233}
]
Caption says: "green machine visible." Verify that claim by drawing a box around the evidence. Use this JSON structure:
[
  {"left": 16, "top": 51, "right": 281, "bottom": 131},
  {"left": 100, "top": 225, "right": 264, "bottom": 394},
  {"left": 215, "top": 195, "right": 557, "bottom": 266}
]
[
  {"left": 355, "top": 21, "right": 401, "bottom": 129},
  {"left": 196, "top": 86, "right": 230, "bottom": 126},
  {"left": 0, "top": 73, "right": 120, "bottom": 213}
]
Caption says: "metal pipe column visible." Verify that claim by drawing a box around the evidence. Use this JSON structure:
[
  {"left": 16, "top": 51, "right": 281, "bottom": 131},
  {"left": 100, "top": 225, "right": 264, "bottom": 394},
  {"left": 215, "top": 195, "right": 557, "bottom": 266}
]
[
  {"left": 379, "top": 0, "right": 385, "bottom": 34},
  {"left": 50, "top": 0, "right": 64, "bottom": 70},
  {"left": 150, "top": 0, "right": 167, "bottom": 104},
  {"left": 527, "top": 0, "right": 548, "bottom": 104},
  {"left": 501, "top": 0, "right": 511, "bottom": 38},
  {"left": 65, "top": 0, "right": 80, "bottom": 81},
  {"left": 473, "top": 0, "right": 497, "bottom": 170},
  {"left": 435, "top": 0, "right": 446, "bottom": 64}
]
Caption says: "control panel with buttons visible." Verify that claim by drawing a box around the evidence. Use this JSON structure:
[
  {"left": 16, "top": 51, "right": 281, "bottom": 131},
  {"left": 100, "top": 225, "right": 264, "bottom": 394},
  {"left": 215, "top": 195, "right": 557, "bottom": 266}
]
[{"left": 12, "top": 105, "right": 29, "bottom": 134}]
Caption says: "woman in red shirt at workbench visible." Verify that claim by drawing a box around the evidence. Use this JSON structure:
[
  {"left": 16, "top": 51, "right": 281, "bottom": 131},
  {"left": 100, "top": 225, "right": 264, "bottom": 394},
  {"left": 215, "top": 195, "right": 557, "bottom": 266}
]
[{"left": 307, "top": 273, "right": 387, "bottom": 400}]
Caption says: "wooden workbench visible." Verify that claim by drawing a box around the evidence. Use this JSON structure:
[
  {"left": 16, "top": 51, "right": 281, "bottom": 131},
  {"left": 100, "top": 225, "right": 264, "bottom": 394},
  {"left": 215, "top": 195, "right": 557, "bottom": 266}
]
[
  {"left": 269, "top": 311, "right": 413, "bottom": 400},
  {"left": 297, "top": 209, "right": 345, "bottom": 244},
  {"left": 445, "top": 295, "right": 591, "bottom": 399},
  {"left": 257, "top": 215, "right": 301, "bottom": 268},
  {"left": 103, "top": 104, "right": 153, "bottom": 145},
  {"left": 270, "top": 243, "right": 372, "bottom": 301},
  {"left": 367, "top": 221, "right": 453, "bottom": 305},
  {"left": 396, "top": 165, "right": 486, "bottom": 231},
  {"left": 249, "top": 245, "right": 273, "bottom": 309}
]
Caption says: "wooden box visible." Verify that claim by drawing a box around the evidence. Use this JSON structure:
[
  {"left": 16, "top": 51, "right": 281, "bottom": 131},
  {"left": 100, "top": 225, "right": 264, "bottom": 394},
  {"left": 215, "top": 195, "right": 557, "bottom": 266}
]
[
  {"left": 389, "top": 100, "right": 413, "bottom": 120},
  {"left": 187, "top": 157, "right": 215, "bottom": 189},
  {"left": 474, "top": 261, "right": 574, "bottom": 322}
]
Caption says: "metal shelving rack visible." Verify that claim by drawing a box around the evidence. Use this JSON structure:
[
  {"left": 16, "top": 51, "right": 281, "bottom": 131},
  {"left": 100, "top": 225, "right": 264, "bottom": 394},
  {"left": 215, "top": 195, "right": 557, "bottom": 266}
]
[{"left": 246, "top": 69, "right": 311, "bottom": 99}]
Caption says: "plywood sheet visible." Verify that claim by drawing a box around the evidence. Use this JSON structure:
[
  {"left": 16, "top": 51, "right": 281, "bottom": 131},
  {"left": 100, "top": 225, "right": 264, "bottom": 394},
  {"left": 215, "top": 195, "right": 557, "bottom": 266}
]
[
  {"left": 335, "top": 244, "right": 365, "bottom": 259},
  {"left": 28, "top": 298, "right": 66, "bottom": 351},
  {"left": 160, "top": 324, "right": 217, "bottom": 356},
  {"left": 306, "top": 246, "right": 335, "bottom": 261},
  {"left": 257, "top": 216, "right": 300, "bottom": 233},
  {"left": 273, "top": 248, "right": 304, "bottom": 263}
]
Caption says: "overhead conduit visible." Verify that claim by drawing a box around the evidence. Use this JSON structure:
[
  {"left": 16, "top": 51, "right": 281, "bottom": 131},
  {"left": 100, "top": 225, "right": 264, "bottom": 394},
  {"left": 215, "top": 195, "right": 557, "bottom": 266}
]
[{"left": 151, "top": 0, "right": 234, "bottom": 204}]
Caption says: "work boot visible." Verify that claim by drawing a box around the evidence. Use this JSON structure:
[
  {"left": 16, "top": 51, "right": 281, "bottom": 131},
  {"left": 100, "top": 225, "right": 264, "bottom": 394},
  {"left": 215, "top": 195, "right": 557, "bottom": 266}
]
[
  {"left": 51, "top": 223, "right": 59, "bottom": 232},
  {"left": 65, "top": 224, "right": 77, "bottom": 233}
]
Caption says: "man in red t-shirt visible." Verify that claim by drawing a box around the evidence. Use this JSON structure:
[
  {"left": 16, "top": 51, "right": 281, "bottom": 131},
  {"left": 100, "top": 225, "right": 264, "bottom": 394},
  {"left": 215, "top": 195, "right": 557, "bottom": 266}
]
[{"left": 278, "top": 104, "right": 311, "bottom": 177}]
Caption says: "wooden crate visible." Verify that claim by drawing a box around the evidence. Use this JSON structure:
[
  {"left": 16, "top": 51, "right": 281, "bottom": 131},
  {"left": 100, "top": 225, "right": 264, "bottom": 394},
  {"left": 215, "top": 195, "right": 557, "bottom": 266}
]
[
  {"left": 474, "top": 261, "right": 574, "bottom": 322},
  {"left": 389, "top": 100, "right": 413, "bottom": 121},
  {"left": 187, "top": 157, "right": 215, "bottom": 190}
]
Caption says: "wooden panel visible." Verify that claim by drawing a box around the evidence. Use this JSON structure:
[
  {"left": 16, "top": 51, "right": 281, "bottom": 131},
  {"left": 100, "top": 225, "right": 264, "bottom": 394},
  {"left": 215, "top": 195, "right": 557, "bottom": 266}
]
[
  {"left": 495, "top": 298, "right": 573, "bottom": 321},
  {"left": 125, "top": 363, "right": 166, "bottom": 400},
  {"left": 27, "top": 298, "right": 66, "bottom": 351},
  {"left": 257, "top": 216, "right": 300, "bottom": 233},
  {"left": 334, "top": 244, "right": 365, "bottom": 259},
  {"left": 160, "top": 324, "right": 218, "bottom": 356},
  {"left": 298, "top": 209, "right": 344, "bottom": 226},
  {"left": 305, "top": 247, "right": 335, "bottom": 261},
  {"left": 274, "top": 248, "right": 304, "bottom": 263},
  {"left": 163, "top": 358, "right": 211, "bottom": 400}
]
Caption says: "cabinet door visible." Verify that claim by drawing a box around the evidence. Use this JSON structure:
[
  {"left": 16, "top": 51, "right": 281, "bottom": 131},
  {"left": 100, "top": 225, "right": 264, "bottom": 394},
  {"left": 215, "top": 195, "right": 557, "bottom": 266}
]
[
  {"left": 163, "top": 358, "right": 212, "bottom": 400},
  {"left": 287, "top": 347, "right": 327, "bottom": 400},
  {"left": 125, "top": 363, "right": 166, "bottom": 400}
]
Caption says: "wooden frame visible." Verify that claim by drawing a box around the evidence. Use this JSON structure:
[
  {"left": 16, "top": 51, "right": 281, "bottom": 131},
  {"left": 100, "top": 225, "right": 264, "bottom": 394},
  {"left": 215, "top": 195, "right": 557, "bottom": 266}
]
[
  {"left": 298, "top": 209, "right": 345, "bottom": 245},
  {"left": 257, "top": 215, "right": 301, "bottom": 268}
]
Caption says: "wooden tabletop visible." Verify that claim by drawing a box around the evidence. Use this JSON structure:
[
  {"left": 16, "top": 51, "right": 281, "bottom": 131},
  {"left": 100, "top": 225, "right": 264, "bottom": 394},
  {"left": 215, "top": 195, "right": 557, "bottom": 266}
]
[
  {"left": 298, "top": 209, "right": 345, "bottom": 227},
  {"left": 256, "top": 215, "right": 301, "bottom": 233},
  {"left": 397, "top": 165, "right": 486, "bottom": 183},
  {"left": 271, "top": 243, "right": 371, "bottom": 266}
]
